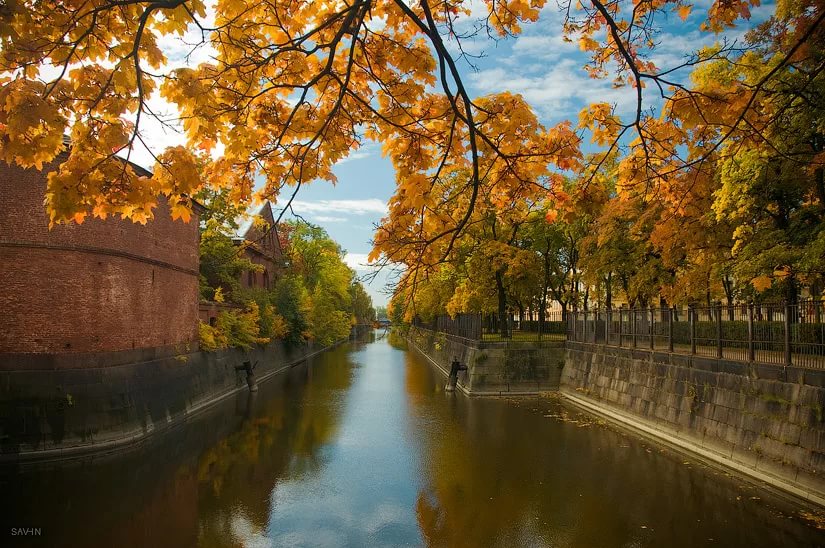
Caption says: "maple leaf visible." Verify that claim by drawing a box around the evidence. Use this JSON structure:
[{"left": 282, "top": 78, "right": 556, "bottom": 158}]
[{"left": 752, "top": 276, "right": 773, "bottom": 292}]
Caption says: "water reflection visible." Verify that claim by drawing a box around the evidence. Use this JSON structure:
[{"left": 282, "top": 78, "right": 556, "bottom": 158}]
[
  {"left": 196, "top": 344, "right": 358, "bottom": 547},
  {"left": 402, "top": 350, "right": 823, "bottom": 548},
  {"left": 0, "top": 341, "right": 359, "bottom": 548},
  {"left": 0, "top": 332, "right": 823, "bottom": 547}
]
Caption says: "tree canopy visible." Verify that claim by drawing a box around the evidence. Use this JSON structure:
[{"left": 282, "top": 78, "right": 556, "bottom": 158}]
[{"left": 1, "top": 0, "right": 823, "bottom": 308}]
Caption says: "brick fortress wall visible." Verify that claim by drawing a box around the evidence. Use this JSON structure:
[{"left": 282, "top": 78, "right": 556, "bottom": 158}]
[{"left": 0, "top": 153, "right": 200, "bottom": 355}]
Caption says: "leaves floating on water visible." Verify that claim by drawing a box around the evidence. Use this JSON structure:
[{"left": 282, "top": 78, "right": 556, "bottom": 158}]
[
  {"left": 541, "top": 410, "right": 607, "bottom": 427},
  {"left": 799, "top": 510, "right": 825, "bottom": 530}
]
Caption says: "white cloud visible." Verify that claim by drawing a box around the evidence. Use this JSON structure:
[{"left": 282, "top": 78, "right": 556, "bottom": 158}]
[
  {"left": 313, "top": 215, "right": 348, "bottom": 223},
  {"left": 229, "top": 512, "right": 273, "bottom": 548},
  {"left": 344, "top": 252, "right": 379, "bottom": 272},
  {"left": 156, "top": 3, "right": 218, "bottom": 68},
  {"left": 335, "top": 150, "right": 373, "bottom": 164},
  {"left": 511, "top": 33, "right": 575, "bottom": 58},
  {"left": 470, "top": 59, "right": 638, "bottom": 118},
  {"left": 289, "top": 198, "right": 389, "bottom": 216}
]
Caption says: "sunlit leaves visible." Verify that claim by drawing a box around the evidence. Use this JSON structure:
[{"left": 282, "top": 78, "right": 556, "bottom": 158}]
[
  {"left": 0, "top": 79, "right": 68, "bottom": 170},
  {"left": 0, "top": 0, "right": 576, "bottom": 239},
  {"left": 0, "top": 0, "right": 822, "bottom": 307}
]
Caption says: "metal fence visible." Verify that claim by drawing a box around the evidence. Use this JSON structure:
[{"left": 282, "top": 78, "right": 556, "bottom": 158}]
[
  {"left": 481, "top": 310, "right": 567, "bottom": 341},
  {"left": 569, "top": 301, "right": 825, "bottom": 369},
  {"left": 412, "top": 314, "right": 482, "bottom": 340},
  {"left": 414, "top": 300, "right": 825, "bottom": 369},
  {"left": 413, "top": 311, "right": 568, "bottom": 342}
]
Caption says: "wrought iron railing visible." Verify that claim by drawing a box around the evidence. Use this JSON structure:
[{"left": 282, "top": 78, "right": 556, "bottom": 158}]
[
  {"left": 412, "top": 314, "right": 482, "bottom": 340},
  {"left": 568, "top": 301, "right": 825, "bottom": 369},
  {"left": 412, "top": 300, "right": 825, "bottom": 369}
]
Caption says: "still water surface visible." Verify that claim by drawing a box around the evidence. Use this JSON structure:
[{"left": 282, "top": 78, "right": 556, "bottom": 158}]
[{"left": 1, "top": 331, "right": 824, "bottom": 547}]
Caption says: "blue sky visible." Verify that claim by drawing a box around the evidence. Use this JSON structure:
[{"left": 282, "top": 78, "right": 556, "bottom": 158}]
[
  {"left": 275, "top": 1, "right": 775, "bottom": 307},
  {"left": 122, "top": 0, "right": 775, "bottom": 307}
]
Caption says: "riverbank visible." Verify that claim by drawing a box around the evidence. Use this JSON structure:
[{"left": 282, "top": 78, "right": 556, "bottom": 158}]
[
  {"left": 408, "top": 327, "right": 825, "bottom": 509},
  {"left": 562, "top": 342, "right": 825, "bottom": 508},
  {"left": 405, "top": 326, "right": 564, "bottom": 395},
  {"left": 4, "top": 331, "right": 824, "bottom": 547},
  {"left": 0, "top": 326, "right": 371, "bottom": 463}
]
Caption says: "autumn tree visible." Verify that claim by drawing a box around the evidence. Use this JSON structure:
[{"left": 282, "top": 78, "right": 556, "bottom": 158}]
[
  {"left": 620, "top": 0, "right": 824, "bottom": 306},
  {"left": 0, "top": 0, "right": 578, "bottom": 247},
  {"left": 374, "top": 165, "right": 545, "bottom": 335},
  {"left": 286, "top": 222, "right": 368, "bottom": 344},
  {"left": 2, "top": 0, "right": 822, "bottom": 310},
  {"left": 528, "top": 201, "right": 586, "bottom": 318},
  {"left": 565, "top": 0, "right": 825, "bottom": 308}
]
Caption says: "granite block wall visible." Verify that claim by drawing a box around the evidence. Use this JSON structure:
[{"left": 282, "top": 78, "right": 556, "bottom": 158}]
[
  {"left": 561, "top": 341, "right": 825, "bottom": 504},
  {"left": 407, "top": 327, "right": 564, "bottom": 394}
]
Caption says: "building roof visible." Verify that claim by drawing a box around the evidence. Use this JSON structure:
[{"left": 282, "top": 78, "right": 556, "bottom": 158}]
[
  {"left": 231, "top": 201, "right": 283, "bottom": 262},
  {"left": 232, "top": 201, "right": 276, "bottom": 242}
]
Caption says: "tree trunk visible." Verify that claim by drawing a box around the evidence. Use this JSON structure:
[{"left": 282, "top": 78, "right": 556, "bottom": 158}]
[
  {"left": 605, "top": 272, "right": 613, "bottom": 309},
  {"left": 786, "top": 275, "right": 799, "bottom": 323},
  {"left": 539, "top": 247, "right": 551, "bottom": 335},
  {"left": 496, "top": 269, "right": 509, "bottom": 338},
  {"left": 722, "top": 275, "right": 735, "bottom": 320}
]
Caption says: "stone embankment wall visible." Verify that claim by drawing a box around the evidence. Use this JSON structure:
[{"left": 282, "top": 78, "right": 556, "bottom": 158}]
[
  {"left": 407, "top": 327, "right": 564, "bottom": 395},
  {"left": 561, "top": 341, "right": 825, "bottom": 506},
  {"left": 0, "top": 327, "right": 370, "bottom": 462}
]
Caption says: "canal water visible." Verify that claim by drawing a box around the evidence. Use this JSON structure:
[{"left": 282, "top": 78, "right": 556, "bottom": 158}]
[{"left": 1, "top": 331, "right": 823, "bottom": 547}]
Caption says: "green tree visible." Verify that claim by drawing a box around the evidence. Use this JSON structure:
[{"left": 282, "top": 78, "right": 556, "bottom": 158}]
[{"left": 199, "top": 219, "right": 261, "bottom": 301}]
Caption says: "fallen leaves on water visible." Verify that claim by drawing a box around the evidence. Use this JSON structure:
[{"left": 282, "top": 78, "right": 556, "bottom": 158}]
[
  {"left": 542, "top": 410, "right": 607, "bottom": 427},
  {"left": 799, "top": 510, "right": 825, "bottom": 530}
]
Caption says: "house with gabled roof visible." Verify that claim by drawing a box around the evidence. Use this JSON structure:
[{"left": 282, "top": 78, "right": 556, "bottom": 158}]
[{"left": 232, "top": 201, "right": 284, "bottom": 291}]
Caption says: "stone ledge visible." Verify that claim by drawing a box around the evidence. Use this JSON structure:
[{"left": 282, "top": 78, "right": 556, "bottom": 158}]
[
  {"left": 561, "top": 388, "right": 825, "bottom": 509},
  {"left": 565, "top": 341, "right": 825, "bottom": 387},
  {"left": 0, "top": 334, "right": 360, "bottom": 463},
  {"left": 407, "top": 329, "right": 563, "bottom": 396}
]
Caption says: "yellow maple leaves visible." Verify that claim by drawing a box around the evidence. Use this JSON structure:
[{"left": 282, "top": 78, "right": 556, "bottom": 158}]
[
  {"left": 0, "top": 0, "right": 573, "bottom": 231},
  {"left": 484, "top": 0, "right": 547, "bottom": 36},
  {"left": 0, "top": 79, "right": 68, "bottom": 170},
  {"left": 0, "top": 0, "right": 799, "bottom": 289},
  {"left": 578, "top": 103, "right": 620, "bottom": 147}
]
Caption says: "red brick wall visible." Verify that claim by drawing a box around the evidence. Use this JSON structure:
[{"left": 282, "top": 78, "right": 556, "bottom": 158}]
[
  {"left": 238, "top": 248, "right": 278, "bottom": 291},
  {"left": 236, "top": 201, "right": 283, "bottom": 292},
  {"left": 0, "top": 154, "right": 200, "bottom": 354},
  {"left": 198, "top": 301, "right": 242, "bottom": 325}
]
